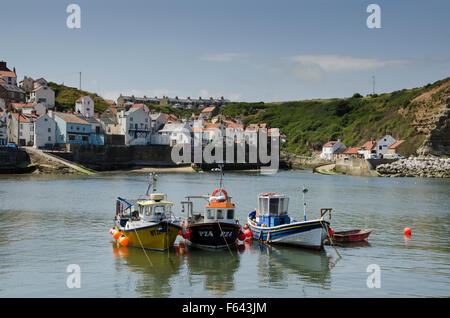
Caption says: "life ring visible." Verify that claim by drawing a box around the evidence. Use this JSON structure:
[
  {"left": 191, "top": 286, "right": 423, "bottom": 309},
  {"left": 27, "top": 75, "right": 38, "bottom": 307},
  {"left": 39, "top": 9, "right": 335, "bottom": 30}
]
[
  {"left": 211, "top": 188, "right": 228, "bottom": 200},
  {"left": 261, "top": 193, "right": 275, "bottom": 197}
]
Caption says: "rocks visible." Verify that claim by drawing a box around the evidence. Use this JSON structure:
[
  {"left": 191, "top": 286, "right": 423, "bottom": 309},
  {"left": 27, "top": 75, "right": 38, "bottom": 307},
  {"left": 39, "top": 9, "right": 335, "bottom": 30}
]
[{"left": 376, "top": 158, "right": 450, "bottom": 178}]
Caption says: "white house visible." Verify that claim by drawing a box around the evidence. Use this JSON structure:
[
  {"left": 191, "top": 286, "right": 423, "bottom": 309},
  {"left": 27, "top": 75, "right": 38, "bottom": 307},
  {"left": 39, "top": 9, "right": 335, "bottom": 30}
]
[
  {"left": 33, "top": 78, "right": 48, "bottom": 90},
  {"left": 320, "top": 140, "right": 347, "bottom": 160},
  {"left": 8, "top": 112, "right": 34, "bottom": 146},
  {"left": 149, "top": 112, "right": 167, "bottom": 133},
  {"left": 21, "top": 103, "right": 46, "bottom": 116},
  {"left": 358, "top": 140, "right": 377, "bottom": 159},
  {"left": 29, "top": 86, "right": 55, "bottom": 109},
  {"left": 154, "top": 122, "right": 191, "bottom": 146},
  {"left": 33, "top": 113, "right": 56, "bottom": 149},
  {"left": 0, "top": 111, "right": 8, "bottom": 145},
  {"left": 376, "top": 134, "right": 397, "bottom": 156},
  {"left": 117, "top": 105, "right": 151, "bottom": 145},
  {"left": 75, "top": 96, "right": 94, "bottom": 118}
]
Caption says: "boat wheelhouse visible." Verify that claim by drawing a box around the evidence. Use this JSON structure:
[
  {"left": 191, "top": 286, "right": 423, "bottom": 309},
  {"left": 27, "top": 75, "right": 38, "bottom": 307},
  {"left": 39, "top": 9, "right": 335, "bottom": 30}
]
[{"left": 247, "top": 190, "right": 331, "bottom": 250}]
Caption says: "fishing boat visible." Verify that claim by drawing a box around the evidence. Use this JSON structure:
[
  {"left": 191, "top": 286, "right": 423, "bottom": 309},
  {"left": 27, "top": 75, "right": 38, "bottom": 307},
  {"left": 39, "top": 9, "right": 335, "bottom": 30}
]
[
  {"left": 332, "top": 229, "right": 372, "bottom": 243},
  {"left": 247, "top": 187, "right": 333, "bottom": 250},
  {"left": 111, "top": 173, "right": 183, "bottom": 251},
  {"left": 180, "top": 166, "right": 241, "bottom": 250}
]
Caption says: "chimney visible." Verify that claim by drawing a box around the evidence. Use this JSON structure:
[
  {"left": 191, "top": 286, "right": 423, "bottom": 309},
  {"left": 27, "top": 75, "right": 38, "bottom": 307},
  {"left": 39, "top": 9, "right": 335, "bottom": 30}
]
[{"left": 0, "top": 61, "right": 7, "bottom": 71}]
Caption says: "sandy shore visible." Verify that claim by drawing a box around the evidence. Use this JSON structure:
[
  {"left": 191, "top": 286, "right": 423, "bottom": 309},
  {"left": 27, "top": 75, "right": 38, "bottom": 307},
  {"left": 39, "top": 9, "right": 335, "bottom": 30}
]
[{"left": 105, "top": 165, "right": 196, "bottom": 174}]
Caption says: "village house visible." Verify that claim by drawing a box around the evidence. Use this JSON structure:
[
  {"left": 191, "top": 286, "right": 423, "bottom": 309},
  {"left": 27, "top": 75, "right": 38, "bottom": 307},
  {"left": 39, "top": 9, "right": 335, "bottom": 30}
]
[
  {"left": 0, "top": 83, "right": 26, "bottom": 107},
  {"left": 375, "top": 134, "right": 397, "bottom": 156},
  {"left": 8, "top": 112, "right": 35, "bottom": 146},
  {"left": 320, "top": 139, "right": 347, "bottom": 160},
  {"left": 117, "top": 105, "right": 151, "bottom": 145},
  {"left": 53, "top": 112, "right": 100, "bottom": 145},
  {"left": 97, "top": 117, "right": 119, "bottom": 135},
  {"left": 12, "top": 103, "right": 46, "bottom": 116},
  {"left": 343, "top": 147, "right": 361, "bottom": 159},
  {"left": 0, "top": 61, "right": 17, "bottom": 86},
  {"left": 19, "top": 76, "right": 34, "bottom": 92},
  {"left": 0, "top": 110, "right": 8, "bottom": 145},
  {"left": 387, "top": 140, "right": 415, "bottom": 157},
  {"left": 154, "top": 122, "right": 191, "bottom": 146},
  {"left": 149, "top": 112, "right": 167, "bottom": 133},
  {"left": 101, "top": 106, "right": 118, "bottom": 122},
  {"left": 200, "top": 106, "right": 219, "bottom": 120},
  {"left": 117, "top": 94, "right": 230, "bottom": 109},
  {"left": 28, "top": 85, "right": 55, "bottom": 109},
  {"left": 358, "top": 140, "right": 377, "bottom": 159},
  {"left": 33, "top": 78, "right": 48, "bottom": 90},
  {"left": 75, "top": 96, "right": 95, "bottom": 118},
  {"left": 33, "top": 113, "right": 57, "bottom": 149}
]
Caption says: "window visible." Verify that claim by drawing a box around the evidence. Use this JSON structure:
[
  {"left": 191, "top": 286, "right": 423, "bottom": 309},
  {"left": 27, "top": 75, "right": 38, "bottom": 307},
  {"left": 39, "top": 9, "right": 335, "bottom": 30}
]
[
  {"left": 207, "top": 209, "right": 214, "bottom": 219},
  {"left": 269, "top": 198, "right": 279, "bottom": 215},
  {"left": 216, "top": 209, "right": 224, "bottom": 219},
  {"left": 153, "top": 205, "right": 165, "bottom": 215},
  {"left": 76, "top": 126, "right": 79, "bottom": 130},
  {"left": 82, "top": 136, "right": 88, "bottom": 141},
  {"left": 227, "top": 209, "right": 234, "bottom": 219},
  {"left": 130, "top": 117, "right": 133, "bottom": 122},
  {"left": 48, "top": 128, "right": 51, "bottom": 132},
  {"left": 69, "top": 135, "right": 75, "bottom": 141},
  {"left": 48, "top": 136, "right": 51, "bottom": 141}
]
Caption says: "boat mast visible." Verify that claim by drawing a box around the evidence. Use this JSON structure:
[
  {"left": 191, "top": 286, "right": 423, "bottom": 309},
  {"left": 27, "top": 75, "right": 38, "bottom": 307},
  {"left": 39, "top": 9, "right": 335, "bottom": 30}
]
[
  {"left": 302, "top": 186, "right": 308, "bottom": 221},
  {"left": 146, "top": 173, "right": 158, "bottom": 195},
  {"left": 218, "top": 164, "right": 224, "bottom": 189}
]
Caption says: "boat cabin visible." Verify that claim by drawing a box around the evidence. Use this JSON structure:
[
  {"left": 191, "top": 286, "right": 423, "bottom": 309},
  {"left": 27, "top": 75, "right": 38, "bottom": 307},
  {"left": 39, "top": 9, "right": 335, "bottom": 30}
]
[
  {"left": 256, "top": 193, "right": 290, "bottom": 227},
  {"left": 137, "top": 193, "right": 173, "bottom": 223},
  {"left": 182, "top": 192, "right": 236, "bottom": 224}
]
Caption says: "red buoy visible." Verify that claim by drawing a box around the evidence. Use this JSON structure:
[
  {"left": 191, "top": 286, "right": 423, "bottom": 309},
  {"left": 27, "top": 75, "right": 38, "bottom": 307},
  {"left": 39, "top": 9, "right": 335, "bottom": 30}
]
[
  {"left": 244, "top": 229, "right": 252, "bottom": 238},
  {"left": 183, "top": 231, "right": 191, "bottom": 240},
  {"left": 238, "top": 232, "right": 246, "bottom": 241},
  {"left": 404, "top": 227, "right": 412, "bottom": 236},
  {"left": 243, "top": 224, "right": 249, "bottom": 230}
]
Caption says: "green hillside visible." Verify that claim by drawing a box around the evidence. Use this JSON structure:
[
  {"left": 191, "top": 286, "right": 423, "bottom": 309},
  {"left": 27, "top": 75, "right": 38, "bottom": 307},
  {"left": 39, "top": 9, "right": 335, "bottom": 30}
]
[
  {"left": 47, "top": 82, "right": 110, "bottom": 113},
  {"left": 219, "top": 78, "right": 450, "bottom": 156}
]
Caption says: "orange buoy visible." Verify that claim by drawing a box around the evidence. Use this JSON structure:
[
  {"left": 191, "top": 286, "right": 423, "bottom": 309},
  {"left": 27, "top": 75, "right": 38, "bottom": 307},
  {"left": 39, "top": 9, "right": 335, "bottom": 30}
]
[
  {"left": 119, "top": 235, "right": 129, "bottom": 246},
  {"left": 113, "top": 231, "right": 122, "bottom": 240},
  {"left": 404, "top": 227, "right": 412, "bottom": 235}
]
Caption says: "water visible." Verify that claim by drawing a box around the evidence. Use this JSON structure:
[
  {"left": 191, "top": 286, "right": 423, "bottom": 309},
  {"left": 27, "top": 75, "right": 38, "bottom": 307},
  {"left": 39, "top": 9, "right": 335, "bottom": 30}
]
[{"left": 0, "top": 171, "right": 449, "bottom": 297}]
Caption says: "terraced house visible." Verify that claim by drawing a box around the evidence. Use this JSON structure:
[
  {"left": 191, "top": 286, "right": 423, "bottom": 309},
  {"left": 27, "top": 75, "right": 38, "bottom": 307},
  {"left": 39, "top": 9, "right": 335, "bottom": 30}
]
[{"left": 53, "top": 112, "right": 104, "bottom": 145}]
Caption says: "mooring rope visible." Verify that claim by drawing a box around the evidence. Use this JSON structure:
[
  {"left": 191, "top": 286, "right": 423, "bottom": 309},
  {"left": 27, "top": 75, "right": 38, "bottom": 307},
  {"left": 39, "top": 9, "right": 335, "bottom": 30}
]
[
  {"left": 132, "top": 223, "right": 154, "bottom": 267},
  {"left": 217, "top": 221, "right": 235, "bottom": 260},
  {"left": 321, "top": 221, "right": 342, "bottom": 259}
]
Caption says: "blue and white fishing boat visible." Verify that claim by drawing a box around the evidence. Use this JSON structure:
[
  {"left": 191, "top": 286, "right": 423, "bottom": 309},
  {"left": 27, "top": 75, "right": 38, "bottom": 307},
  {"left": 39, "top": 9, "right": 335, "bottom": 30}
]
[{"left": 247, "top": 187, "right": 333, "bottom": 250}]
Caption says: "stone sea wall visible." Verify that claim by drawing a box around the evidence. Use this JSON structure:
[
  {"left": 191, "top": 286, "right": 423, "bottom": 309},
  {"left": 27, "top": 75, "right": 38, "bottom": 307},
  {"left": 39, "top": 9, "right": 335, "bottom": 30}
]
[{"left": 376, "top": 158, "right": 450, "bottom": 178}]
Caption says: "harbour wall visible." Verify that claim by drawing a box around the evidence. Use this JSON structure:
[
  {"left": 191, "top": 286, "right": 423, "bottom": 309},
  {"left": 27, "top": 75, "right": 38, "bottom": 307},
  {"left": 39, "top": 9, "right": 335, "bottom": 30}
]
[
  {"left": 335, "top": 158, "right": 398, "bottom": 177},
  {"left": 0, "top": 147, "right": 33, "bottom": 173}
]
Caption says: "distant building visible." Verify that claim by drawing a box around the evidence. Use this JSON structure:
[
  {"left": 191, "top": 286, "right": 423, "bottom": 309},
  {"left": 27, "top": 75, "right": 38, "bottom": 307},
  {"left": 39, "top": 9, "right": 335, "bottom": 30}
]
[
  {"left": 8, "top": 112, "right": 35, "bottom": 146},
  {"left": 155, "top": 122, "right": 191, "bottom": 146},
  {"left": 343, "top": 147, "right": 360, "bottom": 159},
  {"left": 34, "top": 113, "right": 56, "bottom": 149},
  {"left": 0, "top": 110, "right": 8, "bottom": 145},
  {"left": 200, "top": 106, "right": 219, "bottom": 120},
  {"left": 376, "top": 134, "right": 397, "bottom": 156},
  {"left": 117, "top": 105, "right": 151, "bottom": 145},
  {"left": 358, "top": 140, "right": 377, "bottom": 159},
  {"left": 75, "top": 96, "right": 94, "bottom": 118},
  {"left": 387, "top": 140, "right": 415, "bottom": 157},
  {"left": 19, "top": 76, "right": 34, "bottom": 92},
  {"left": 320, "top": 140, "right": 347, "bottom": 160},
  {"left": 53, "top": 112, "right": 96, "bottom": 145},
  {"left": 117, "top": 94, "right": 230, "bottom": 109},
  {"left": 0, "top": 61, "right": 17, "bottom": 86},
  {"left": 29, "top": 86, "right": 55, "bottom": 109},
  {"left": 0, "top": 83, "right": 26, "bottom": 107}
]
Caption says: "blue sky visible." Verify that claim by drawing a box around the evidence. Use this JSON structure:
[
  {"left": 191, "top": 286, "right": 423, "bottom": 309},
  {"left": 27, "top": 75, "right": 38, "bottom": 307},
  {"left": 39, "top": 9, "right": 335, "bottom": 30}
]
[{"left": 1, "top": 0, "right": 449, "bottom": 102}]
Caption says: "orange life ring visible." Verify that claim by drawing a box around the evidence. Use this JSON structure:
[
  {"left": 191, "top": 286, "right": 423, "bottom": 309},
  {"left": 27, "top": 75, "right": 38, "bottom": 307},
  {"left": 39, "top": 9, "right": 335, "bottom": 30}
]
[
  {"left": 211, "top": 188, "right": 228, "bottom": 200},
  {"left": 261, "top": 193, "right": 275, "bottom": 197}
]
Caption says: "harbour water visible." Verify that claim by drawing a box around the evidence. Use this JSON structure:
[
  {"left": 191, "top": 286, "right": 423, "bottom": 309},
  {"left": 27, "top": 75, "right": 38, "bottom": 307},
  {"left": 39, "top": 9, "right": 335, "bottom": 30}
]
[{"left": 0, "top": 171, "right": 449, "bottom": 297}]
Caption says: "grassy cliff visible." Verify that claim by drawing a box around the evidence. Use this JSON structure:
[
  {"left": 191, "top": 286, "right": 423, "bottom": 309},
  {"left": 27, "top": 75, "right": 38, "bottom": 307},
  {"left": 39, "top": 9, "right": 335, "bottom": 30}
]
[
  {"left": 47, "top": 82, "right": 111, "bottom": 113},
  {"left": 220, "top": 78, "right": 450, "bottom": 156}
]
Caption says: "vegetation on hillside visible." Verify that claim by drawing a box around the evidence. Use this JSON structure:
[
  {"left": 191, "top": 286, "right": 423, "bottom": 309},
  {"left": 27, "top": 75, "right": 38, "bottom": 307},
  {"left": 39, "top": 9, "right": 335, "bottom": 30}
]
[
  {"left": 219, "top": 78, "right": 449, "bottom": 156},
  {"left": 48, "top": 82, "right": 110, "bottom": 113},
  {"left": 145, "top": 103, "right": 202, "bottom": 118}
]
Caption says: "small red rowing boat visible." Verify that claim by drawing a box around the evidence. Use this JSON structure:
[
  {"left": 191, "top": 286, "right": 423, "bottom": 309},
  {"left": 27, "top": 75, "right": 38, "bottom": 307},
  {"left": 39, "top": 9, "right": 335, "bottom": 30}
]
[{"left": 333, "top": 229, "right": 372, "bottom": 243}]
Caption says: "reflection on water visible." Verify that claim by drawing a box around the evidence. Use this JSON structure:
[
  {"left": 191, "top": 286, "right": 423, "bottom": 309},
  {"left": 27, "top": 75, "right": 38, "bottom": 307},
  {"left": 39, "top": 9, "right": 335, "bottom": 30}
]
[{"left": 251, "top": 242, "right": 331, "bottom": 289}]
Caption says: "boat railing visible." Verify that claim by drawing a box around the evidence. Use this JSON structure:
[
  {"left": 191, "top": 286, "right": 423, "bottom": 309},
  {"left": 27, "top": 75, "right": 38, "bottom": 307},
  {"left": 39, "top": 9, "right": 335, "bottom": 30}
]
[{"left": 320, "top": 208, "right": 332, "bottom": 220}]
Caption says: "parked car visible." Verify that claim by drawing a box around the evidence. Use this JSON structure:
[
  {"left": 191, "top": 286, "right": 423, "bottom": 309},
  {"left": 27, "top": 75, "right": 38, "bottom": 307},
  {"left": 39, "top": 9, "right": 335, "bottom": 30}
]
[{"left": 6, "top": 142, "right": 17, "bottom": 149}]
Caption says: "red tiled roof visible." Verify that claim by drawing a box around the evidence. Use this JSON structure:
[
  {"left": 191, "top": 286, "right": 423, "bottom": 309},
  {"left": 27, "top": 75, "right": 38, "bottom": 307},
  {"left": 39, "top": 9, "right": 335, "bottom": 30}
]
[
  {"left": 54, "top": 112, "right": 90, "bottom": 125},
  {"left": 344, "top": 147, "right": 360, "bottom": 154},
  {"left": 323, "top": 141, "right": 337, "bottom": 148},
  {"left": 0, "top": 78, "right": 5, "bottom": 83},
  {"left": 361, "top": 140, "right": 377, "bottom": 150},
  {"left": 389, "top": 140, "right": 405, "bottom": 149},
  {"left": 105, "top": 99, "right": 116, "bottom": 105},
  {"left": 0, "top": 71, "right": 16, "bottom": 77},
  {"left": 76, "top": 96, "right": 90, "bottom": 103},
  {"left": 11, "top": 112, "right": 31, "bottom": 123},
  {"left": 201, "top": 106, "right": 216, "bottom": 113}
]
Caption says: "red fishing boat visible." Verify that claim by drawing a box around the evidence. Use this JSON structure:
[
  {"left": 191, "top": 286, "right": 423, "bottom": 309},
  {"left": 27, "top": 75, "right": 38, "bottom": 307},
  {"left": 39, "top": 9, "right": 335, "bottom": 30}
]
[{"left": 332, "top": 229, "right": 372, "bottom": 243}]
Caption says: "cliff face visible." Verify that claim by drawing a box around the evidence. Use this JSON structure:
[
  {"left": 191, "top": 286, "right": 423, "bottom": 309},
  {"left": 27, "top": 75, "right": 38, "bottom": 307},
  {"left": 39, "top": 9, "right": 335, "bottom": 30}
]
[{"left": 410, "top": 79, "right": 450, "bottom": 156}]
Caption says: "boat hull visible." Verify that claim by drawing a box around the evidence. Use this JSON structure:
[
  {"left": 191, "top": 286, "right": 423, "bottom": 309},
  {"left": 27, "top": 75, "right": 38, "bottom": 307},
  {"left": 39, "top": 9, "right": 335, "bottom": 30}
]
[
  {"left": 247, "top": 215, "right": 329, "bottom": 250},
  {"left": 333, "top": 229, "right": 372, "bottom": 242},
  {"left": 186, "top": 222, "right": 240, "bottom": 250},
  {"left": 114, "top": 221, "right": 182, "bottom": 252}
]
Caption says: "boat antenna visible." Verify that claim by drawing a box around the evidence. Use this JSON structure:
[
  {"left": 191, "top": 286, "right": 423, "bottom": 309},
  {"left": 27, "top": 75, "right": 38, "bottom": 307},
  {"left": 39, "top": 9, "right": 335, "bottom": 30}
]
[
  {"left": 218, "top": 164, "right": 224, "bottom": 189},
  {"left": 302, "top": 185, "right": 308, "bottom": 221}
]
